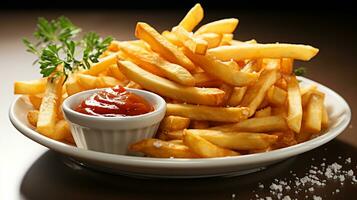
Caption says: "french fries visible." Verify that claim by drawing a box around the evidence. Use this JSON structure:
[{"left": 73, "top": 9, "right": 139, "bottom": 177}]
[
  {"left": 118, "top": 60, "right": 225, "bottom": 106},
  {"left": 166, "top": 103, "right": 250, "bottom": 122},
  {"left": 208, "top": 43, "right": 319, "bottom": 61},
  {"left": 14, "top": 78, "right": 47, "bottom": 95},
  {"left": 130, "top": 139, "right": 199, "bottom": 158},
  {"left": 185, "top": 129, "right": 278, "bottom": 150},
  {"left": 195, "top": 18, "right": 239, "bottom": 35},
  {"left": 183, "top": 47, "right": 258, "bottom": 86},
  {"left": 135, "top": 22, "right": 195, "bottom": 71},
  {"left": 178, "top": 3, "right": 204, "bottom": 32},
  {"left": 183, "top": 131, "right": 239, "bottom": 158},
  {"left": 15, "top": 3, "right": 327, "bottom": 159},
  {"left": 118, "top": 41, "right": 195, "bottom": 86}
]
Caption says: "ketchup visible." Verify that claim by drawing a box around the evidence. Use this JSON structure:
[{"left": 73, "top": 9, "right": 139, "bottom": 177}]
[{"left": 76, "top": 85, "right": 153, "bottom": 117}]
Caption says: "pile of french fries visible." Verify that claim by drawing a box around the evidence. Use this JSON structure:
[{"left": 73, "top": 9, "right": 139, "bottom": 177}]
[{"left": 14, "top": 4, "right": 328, "bottom": 158}]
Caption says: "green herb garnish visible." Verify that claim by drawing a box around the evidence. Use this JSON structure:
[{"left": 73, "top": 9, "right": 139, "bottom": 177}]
[
  {"left": 23, "top": 16, "right": 113, "bottom": 80},
  {"left": 294, "top": 67, "right": 306, "bottom": 76}
]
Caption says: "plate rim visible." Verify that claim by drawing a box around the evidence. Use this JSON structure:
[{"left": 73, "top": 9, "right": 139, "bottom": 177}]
[{"left": 9, "top": 77, "right": 352, "bottom": 169}]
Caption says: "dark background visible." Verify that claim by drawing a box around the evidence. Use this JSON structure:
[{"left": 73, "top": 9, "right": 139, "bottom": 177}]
[{"left": 1, "top": 0, "right": 355, "bottom": 10}]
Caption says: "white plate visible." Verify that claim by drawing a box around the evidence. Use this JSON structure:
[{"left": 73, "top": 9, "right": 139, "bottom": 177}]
[{"left": 9, "top": 77, "right": 351, "bottom": 178}]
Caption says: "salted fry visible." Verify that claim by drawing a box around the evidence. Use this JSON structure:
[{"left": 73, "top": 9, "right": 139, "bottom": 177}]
[
  {"left": 195, "top": 33, "right": 222, "bottom": 49},
  {"left": 27, "top": 110, "right": 39, "bottom": 127},
  {"left": 267, "top": 85, "right": 287, "bottom": 106},
  {"left": 183, "top": 130, "right": 239, "bottom": 158},
  {"left": 118, "top": 60, "right": 225, "bottom": 106},
  {"left": 287, "top": 75, "right": 303, "bottom": 133},
  {"left": 208, "top": 43, "right": 319, "bottom": 61},
  {"left": 159, "top": 116, "right": 191, "bottom": 132},
  {"left": 53, "top": 120, "right": 72, "bottom": 140},
  {"left": 211, "top": 116, "right": 288, "bottom": 132},
  {"left": 129, "top": 139, "right": 199, "bottom": 158},
  {"left": 195, "top": 18, "right": 239, "bottom": 35},
  {"left": 255, "top": 106, "right": 272, "bottom": 118},
  {"left": 166, "top": 103, "right": 250, "bottom": 122},
  {"left": 28, "top": 94, "right": 43, "bottom": 110},
  {"left": 186, "top": 129, "right": 278, "bottom": 150},
  {"left": 65, "top": 76, "right": 84, "bottom": 96},
  {"left": 135, "top": 22, "right": 195, "bottom": 71},
  {"left": 37, "top": 77, "right": 63, "bottom": 137},
  {"left": 119, "top": 41, "right": 195, "bottom": 86},
  {"left": 183, "top": 47, "right": 258, "bottom": 86},
  {"left": 227, "top": 87, "right": 247, "bottom": 106},
  {"left": 172, "top": 26, "right": 208, "bottom": 55},
  {"left": 241, "top": 67, "right": 279, "bottom": 116},
  {"left": 178, "top": 3, "right": 204, "bottom": 32},
  {"left": 14, "top": 78, "right": 47, "bottom": 95},
  {"left": 303, "top": 92, "right": 324, "bottom": 134}
]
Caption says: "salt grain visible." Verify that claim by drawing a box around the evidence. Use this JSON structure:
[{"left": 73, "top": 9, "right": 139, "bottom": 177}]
[{"left": 312, "top": 195, "right": 322, "bottom": 200}]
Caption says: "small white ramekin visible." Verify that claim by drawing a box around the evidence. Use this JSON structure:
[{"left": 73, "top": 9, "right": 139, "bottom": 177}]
[{"left": 62, "top": 88, "right": 166, "bottom": 155}]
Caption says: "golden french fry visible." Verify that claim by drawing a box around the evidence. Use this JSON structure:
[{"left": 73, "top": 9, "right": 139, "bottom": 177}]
[
  {"left": 208, "top": 43, "right": 319, "bottom": 61},
  {"left": 186, "top": 129, "right": 278, "bottom": 150},
  {"left": 219, "top": 83, "right": 234, "bottom": 105},
  {"left": 322, "top": 104, "right": 329, "bottom": 129},
  {"left": 118, "top": 60, "right": 225, "bottom": 106},
  {"left": 193, "top": 72, "right": 222, "bottom": 87},
  {"left": 255, "top": 106, "right": 272, "bottom": 118},
  {"left": 77, "top": 74, "right": 122, "bottom": 89},
  {"left": 220, "top": 33, "right": 233, "bottom": 46},
  {"left": 28, "top": 94, "right": 43, "bottom": 110},
  {"left": 303, "top": 92, "right": 324, "bottom": 134},
  {"left": 53, "top": 120, "right": 72, "bottom": 140},
  {"left": 195, "top": 33, "right": 222, "bottom": 49},
  {"left": 65, "top": 75, "right": 84, "bottom": 96},
  {"left": 280, "top": 58, "right": 294, "bottom": 74},
  {"left": 37, "top": 77, "right": 63, "bottom": 137},
  {"left": 135, "top": 22, "right": 195, "bottom": 71},
  {"left": 287, "top": 75, "right": 303, "bottom": 133},
  {"left": 98, "top": 76, "right": 122, "bottom": 88},
  {"left": 272, "top": 106, "right": 288, "bottom": 117},
  {"left": 211, "top": 116, "right": 288, "bottom": 132},
  {"left": 163, "top": 130, "right": 184, "bottom": 140},
  {"left": 190, "top": 120, "right": 210, "bottom": 129},
  {"left": 241, "top": 67, "right": 279, "bottom": 116},
  {"left": 166, "top": 103, "right": 250, "bottom": 122},
  {"left": 119, "top": 41, "right": 195, "bottom": 86},
  {"left": 125, "top": 81, "right": 142, "bottom": 89},
  {"left": 178, "top": 3, "right": 204, "bottom": 32},
  {"left": 272, "top": 131, "right": 297, "bottom": 149},
  {"left": 27, "top": 110, "right": 39, "bottom": 127},
  {"left": 162, "top": 31, "right": 184, "bottom": 47},
  {"left": 172, "top": 26, "right": 208, "bottom": 55},
  {"left": 107, "top": 64, "right": 128, "bottom": 82},
  {"left": 159, "top": 116, "right": 191, "bottom": 132},
  {"left": 183, "top": 47, "right": 258, "bottom": 86},
  {"left": 82, "top": 53, "right": 118, "bottom": 76},
  {"left": 300, "top": 84, "right": 317, "bottom": 96},
  {"left": 195, "top": 18, "right": 239, "bottom": 35},
  {"left": 168, "top": 140, "right": 184, "bottom": 145},
  {"left": 267, "top": 85, "right": 287, "bottom": 106},
  {"left": 129, "top": 139, "right": 199, "bottom": 158},
  {"left": 227, "top": 87, "right": 247, "bottom": 106},
  {"left": 183, "top": 130, "right": 239, "bottom": 158},
  {"left": 14, "top": 78, "right": 47, "bottom": 95},
  {"left": 230, "top": 39, "right": 257, "bottom": 46}
]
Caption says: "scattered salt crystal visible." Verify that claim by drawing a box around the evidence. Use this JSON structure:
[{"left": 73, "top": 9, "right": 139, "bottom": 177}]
[
  {"left": 308, "top": 187, "right": 314, "bottom": 192},
  {"left": 345, "top": 158, "right": 351, "bottom": 164},
  {"left": 312, "top": 158, "right": 315, "bottom": 161},
  {"left": 258, "top": 183, "right": 264, "bottom": 189},
  {"left": 285, "top": 186, "right": 291, "bottom": 190},
  {"left": 232, "top": 193, "right": 236, "bottom": 198},
  {"left": 282, "top": 196, "right": 291, "bottom": 200},
  {"left": 338, "top": 156, "right": 342, "bottom": 159},
  {"left": 265, "top": 197, "right": 272, "bottom": 200},
  {"left": 153, "top": 141, "right": 162, "bottom": 148},
  {"left": 312, "top": 195, "right": 322, "bottom": 200},
  {"left": 336, "top": 189, "right": 340, "bottom": 193},
  {"left": 339, "top": 175, "right": 345, "bottom": 182}
]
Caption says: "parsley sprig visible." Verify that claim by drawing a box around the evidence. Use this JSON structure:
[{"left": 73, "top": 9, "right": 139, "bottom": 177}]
[{"left": 23, "top": 16, "right": 113, "bottom": 80}]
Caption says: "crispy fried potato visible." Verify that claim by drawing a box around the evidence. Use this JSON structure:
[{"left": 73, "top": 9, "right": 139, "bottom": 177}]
[
  {"left": 65, "top": 75, "right": 84, "bottom": 96},
  {"left": 255, "top": 106, "right": 272, "bottom": 118},
  {"left": 172, "top": 26, "right": 208, "bottom": 55},
  {"left": 159, "top": 116, "right": 191, "bottom": 132},
  {"left": 28, "top": 94, "right": 43, "bottom": 110},
  {"left": 27, "top": 110, "right": 39, "bottom": 127},
  {"left": 220, "top": 33, "right": 234, "bottom": 46},
  {"left": 272, "top": 131, "right": 297, "bottom": 149},
  {"left": 178, "top": 3, "right": 204, "bottom": 32},
  {"left": 183, "top": 130, "right": 239, "bottom": 158},
  {"left": 107, "top": 64, "right": 128, "bottom": 82},
  {"left": 166, "top": 103, "right": 250, "bottom": 122},
  {"left": 211, "top": 116, "right": 288, "bottom": 132},
  {"left": 135, "top": 22, "right": 195, "bottom": 71},
  {"left": 287, "top": 75, "right": 303, "bottom": 133},
  {"left": 82, "top": 53, "right": 118, "bottom": 75},
  {"left": 162, "top": 30, "right": 183, "bottom": 47},
  {"left": 77, "top": 74, "right": 122, "bottom": 89},
  {"left": 163, "top": 130, "right": 184, "bottom": 140},
  {"left": 190, "top": 120, "right": 210, "bottom": 129},
  {"left": 267, "top": 85, "right": 287, "bottom": 106},
  {"left": 208, "top": 43, "right": 319, "bottom": 61},
  {"left": 119, "top": 41, "right": 195, "bottom": 86},
  {"left": 241, "top": 67, "right": 279, "bottom": 116},
  {"left": 14, "top": 78, "right": 47, "bottom": 95},
  {"left": 227, "top": 87, "right": 247, "bottom": 106},
  {"left": 195, "top": 18, "right": 239, "bottom": 35},
  {"left": 37, "top": 77, "right": 63, "bottom": 137},
  {"left": 118, "top": 60, "right": 225, "bottom": 106},
  {"left": 193, "top": 72, "right": 222, "bottom": 87},
  {"left": 186, "top": 129, "right": 278, "bottom": 150},
  {"left": 183, "top": 47, "right": 258, "bottom": 86},
  {"left": 322, "top": 104, "right": 329, "bottom": 129},
  {"left": 195, "top": 33, "right": 222, "bottom": 49},
  {"left": 303, "top": 91, "right": 324, "bottom": 134},
  {"left": 130, "top": 139, "right": 199, "bottom": 158},
  {"left": 280, "top": 58, "right": 294, "bottom": 74},
  {"left": 230, "top": 39, "right": 257, "bottom": 46},
  {"left": 53, "top": 120, "right": 72, "bottom": 140}
]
